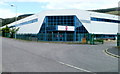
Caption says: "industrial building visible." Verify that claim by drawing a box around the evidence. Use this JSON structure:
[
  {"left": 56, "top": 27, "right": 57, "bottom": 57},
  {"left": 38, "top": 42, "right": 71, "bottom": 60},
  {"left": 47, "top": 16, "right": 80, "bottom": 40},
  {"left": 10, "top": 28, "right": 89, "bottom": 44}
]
[{"left": 2, "top": 9, "right": 119, "bottom": 41}]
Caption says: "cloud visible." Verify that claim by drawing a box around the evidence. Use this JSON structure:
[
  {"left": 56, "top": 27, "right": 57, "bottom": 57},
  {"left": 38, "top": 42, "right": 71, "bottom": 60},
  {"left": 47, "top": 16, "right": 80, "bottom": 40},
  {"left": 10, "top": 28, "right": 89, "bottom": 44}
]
[
  {"left": 0, "top": 8, "right": 23, "bottom": 18},
  {"left": 2, "top": 0, "right": 119, "bottom": 10},
  {"left": 3, "top": 0, "right": 49, "bottom": 2},
  {"left": 0, "top": 1, "right": 8, "bottom": 5},
  {"left": 43, "top": 0, "right": 119, "bottom": 10},
  {"left": 0, "top": 0, "right": 119, "bottom": 18}
]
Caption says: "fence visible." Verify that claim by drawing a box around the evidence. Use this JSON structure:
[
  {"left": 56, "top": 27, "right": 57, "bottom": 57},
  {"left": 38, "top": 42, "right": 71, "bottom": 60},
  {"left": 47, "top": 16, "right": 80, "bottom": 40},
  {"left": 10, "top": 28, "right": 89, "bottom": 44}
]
[
  {"left": 16, "top": 33, "right": 86, "bottom": 41},
  {"left": 2, "top": 33, "right": 11, "bottom": 38},
  {"left": 15, "top": 33, "right": 104, "bottom": 44},
  {"left": 0, "top": 32, "right": 2, "bottom": 36},
  {"left": 0, "top": 32, "right": 104, "bottom": 44}
]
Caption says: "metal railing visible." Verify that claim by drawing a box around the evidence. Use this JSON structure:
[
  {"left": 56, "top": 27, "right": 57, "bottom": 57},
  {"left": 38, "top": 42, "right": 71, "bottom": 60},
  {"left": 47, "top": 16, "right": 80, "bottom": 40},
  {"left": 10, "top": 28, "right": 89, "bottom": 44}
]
[
  {"left": 15, "top": 33, "right": 104, "bottom": 44},
  {"left": 1, "top": 32, "right": 104, "bottom": 44}
]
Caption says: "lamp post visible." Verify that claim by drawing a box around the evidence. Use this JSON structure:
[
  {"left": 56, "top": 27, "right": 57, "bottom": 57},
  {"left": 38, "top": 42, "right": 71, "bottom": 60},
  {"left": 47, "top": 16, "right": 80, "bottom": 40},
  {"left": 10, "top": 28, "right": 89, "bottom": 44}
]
[
  {"left": 11, "top": 4, "right": 17, "bottom": 22},
  {"left": 10, "top": 4, "right": 17, "bottom": 39}
]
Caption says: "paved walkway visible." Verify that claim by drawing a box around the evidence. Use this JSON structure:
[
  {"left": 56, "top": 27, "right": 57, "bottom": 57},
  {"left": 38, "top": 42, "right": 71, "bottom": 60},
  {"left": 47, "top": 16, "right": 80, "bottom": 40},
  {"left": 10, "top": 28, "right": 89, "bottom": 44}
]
[{"left": 107, "top": 47, "right": 120, "bottom": 57}]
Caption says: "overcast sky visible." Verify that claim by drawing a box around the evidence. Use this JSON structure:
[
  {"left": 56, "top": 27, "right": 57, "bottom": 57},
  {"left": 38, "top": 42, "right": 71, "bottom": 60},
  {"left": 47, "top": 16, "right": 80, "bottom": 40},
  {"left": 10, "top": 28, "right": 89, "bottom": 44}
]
[{"left": 0, "top": 0, "right": 119, "bottom": 18}]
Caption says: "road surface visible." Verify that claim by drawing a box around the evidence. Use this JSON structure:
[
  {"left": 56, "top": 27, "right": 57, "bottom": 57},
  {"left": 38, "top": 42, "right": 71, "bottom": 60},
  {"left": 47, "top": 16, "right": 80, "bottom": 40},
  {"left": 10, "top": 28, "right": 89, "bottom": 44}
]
[{"left": 2, "top": 37, "right": 118, "bottom": 72}]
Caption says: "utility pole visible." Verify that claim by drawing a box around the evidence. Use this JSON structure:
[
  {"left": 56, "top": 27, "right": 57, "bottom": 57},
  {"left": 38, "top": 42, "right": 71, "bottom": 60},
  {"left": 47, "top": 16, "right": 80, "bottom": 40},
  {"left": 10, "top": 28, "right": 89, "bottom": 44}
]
[{"left": 10, "top": 4, "right": 17, "bottom": 39}]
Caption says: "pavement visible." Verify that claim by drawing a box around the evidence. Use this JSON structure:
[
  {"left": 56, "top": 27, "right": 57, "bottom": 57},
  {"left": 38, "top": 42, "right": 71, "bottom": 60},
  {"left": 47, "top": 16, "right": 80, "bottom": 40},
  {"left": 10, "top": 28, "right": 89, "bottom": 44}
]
[
  {"left": 105, "top": 47, "right": 120, "bottom": 58},
  {"left": 2, "top": 37, "right": 119, "bottom": 73}
]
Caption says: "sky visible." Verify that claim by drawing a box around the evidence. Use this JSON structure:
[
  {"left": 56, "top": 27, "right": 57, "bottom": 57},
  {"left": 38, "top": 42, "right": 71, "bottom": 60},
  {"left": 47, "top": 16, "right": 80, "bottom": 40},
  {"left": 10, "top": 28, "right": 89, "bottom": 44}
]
[{"left": 0, "top": 0, "right": 119, "bottom": 18}]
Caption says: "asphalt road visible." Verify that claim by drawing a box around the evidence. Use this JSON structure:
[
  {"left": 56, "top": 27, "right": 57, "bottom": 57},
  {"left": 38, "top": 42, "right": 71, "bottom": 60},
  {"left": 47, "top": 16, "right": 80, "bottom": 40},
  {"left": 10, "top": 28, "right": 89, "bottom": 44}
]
[{"left": 2, "top": 37, "right": 118, "bottom": 72}]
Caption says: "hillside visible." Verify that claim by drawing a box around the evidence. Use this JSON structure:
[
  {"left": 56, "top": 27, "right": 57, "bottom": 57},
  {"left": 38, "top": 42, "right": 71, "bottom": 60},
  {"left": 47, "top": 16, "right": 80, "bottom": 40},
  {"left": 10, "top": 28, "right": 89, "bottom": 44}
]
[
  {"left": 0, "top": 14, "right": 33, "bottom": 27},
  {"left": 106, "top": 11, "right": 120, "bottom": 15},
  {"left": 91, "top": 7, "right": 120, "bottom": 16}
]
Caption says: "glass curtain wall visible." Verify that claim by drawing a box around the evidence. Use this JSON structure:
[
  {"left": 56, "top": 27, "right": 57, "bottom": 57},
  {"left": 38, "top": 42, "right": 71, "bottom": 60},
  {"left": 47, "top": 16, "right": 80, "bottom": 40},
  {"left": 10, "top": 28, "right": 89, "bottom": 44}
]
[{"left": 38, "top": 15, "right": 88, "bottom": 41}]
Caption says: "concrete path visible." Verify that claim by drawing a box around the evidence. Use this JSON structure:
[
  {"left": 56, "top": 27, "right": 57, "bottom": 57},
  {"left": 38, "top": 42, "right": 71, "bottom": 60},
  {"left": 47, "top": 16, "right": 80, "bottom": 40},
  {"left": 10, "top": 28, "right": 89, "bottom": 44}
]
[{"left": 107, "top": 47, "right": 120, "bottom": 56}]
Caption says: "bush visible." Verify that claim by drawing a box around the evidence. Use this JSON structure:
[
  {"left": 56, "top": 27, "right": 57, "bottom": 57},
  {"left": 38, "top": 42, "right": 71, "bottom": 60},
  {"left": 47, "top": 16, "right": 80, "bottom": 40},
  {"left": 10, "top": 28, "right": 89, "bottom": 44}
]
[{"left": 94, "top": 39, "right": 104, "bottom": 44}]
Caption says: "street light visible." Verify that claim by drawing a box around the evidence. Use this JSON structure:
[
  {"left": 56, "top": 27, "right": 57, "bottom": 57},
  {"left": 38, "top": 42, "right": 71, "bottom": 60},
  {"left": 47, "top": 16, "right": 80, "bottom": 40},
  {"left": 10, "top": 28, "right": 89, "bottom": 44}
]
[
  {"left": 10, "top": 4, "right": 17, "bottom": 24},
  {"left": 10, "top": 4, "right": 17, "bottom": 39}
]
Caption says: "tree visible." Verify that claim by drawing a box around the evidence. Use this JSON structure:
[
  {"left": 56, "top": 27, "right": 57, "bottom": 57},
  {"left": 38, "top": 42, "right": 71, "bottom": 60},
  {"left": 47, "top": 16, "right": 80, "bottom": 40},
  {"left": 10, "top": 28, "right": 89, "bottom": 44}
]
[
  {"left": 1, "top": 25, "right": 19, "bottom": 38},
  {"left": 1, "top": 25, "right": 10, "bottom": 37},
  {"left": 10, "top": 27, "right": 19, "bottom": 38}
]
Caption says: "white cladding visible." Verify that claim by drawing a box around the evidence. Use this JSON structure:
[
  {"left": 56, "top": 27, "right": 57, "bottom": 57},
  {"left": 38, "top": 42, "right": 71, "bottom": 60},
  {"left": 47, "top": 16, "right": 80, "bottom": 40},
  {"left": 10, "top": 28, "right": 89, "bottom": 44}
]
[
  {"left": 1, "top": 9, "right": 119, "bottom": 34},
  {"left": 119, "top": 24, "right": 120, "bottom": 33},
  {"left": 118, "top": 16, "right": 120, "bottom": 33}
]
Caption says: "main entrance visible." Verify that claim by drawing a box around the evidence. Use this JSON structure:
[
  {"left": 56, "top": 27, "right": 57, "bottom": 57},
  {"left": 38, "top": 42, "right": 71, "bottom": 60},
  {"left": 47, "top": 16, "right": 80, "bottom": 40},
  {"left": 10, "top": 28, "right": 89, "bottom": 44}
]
[{"left": 46, "top": 31, "right": 74, "bottom": 41}]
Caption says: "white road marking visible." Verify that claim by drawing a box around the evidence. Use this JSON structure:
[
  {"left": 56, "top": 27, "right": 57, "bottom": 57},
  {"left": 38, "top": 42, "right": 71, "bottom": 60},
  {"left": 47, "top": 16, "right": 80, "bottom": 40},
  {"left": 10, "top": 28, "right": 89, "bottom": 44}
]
[{"left": 58, "top": 61, "right": 96, "bottom": 74}]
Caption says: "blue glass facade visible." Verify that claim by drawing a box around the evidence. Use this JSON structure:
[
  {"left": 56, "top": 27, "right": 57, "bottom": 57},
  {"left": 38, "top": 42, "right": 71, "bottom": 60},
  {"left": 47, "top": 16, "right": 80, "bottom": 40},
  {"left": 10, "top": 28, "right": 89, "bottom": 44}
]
[
  {"left": 47, "top": 16, "right": 74, "bottom": 26},
  {"left": 9, "top": 18, "right": 38, "bottom": 28},
  {"left": 91, "top": 17, "right": 120, "bottom": 23},
  {"left": 40, "top": 16, "right": 88, "bottom": 32},
  {"left": 39, "top": 15, "right": 88, "bottom": 41}
]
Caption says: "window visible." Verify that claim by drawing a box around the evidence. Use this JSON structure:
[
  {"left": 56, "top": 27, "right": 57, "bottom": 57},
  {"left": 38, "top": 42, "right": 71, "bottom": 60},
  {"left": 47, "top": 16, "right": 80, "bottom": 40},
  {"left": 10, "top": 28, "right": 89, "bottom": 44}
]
[
  {"left": 46, "top": 16, "right": 75, "bottom": 26},
  {"left": 11, "top": 18, "right": 38, "bottom": 27},
  {"left": 91, "top": 17, "right": 120, "bottom": 23}
]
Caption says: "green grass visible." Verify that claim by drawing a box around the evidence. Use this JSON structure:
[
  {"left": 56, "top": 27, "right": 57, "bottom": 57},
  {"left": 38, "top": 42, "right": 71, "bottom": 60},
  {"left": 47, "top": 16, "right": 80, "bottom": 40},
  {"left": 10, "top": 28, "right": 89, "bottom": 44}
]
[
  {"left": 106, "top": 11, "right": 120, "bottom": 16},
  {"left": 94, "top": 39, "right": 104, "bottom": 44},
  {"left": 115, "top": 46, "right": 120, "bottom": 48},
  {"left": 114, "top": 46, "right": 120, "bottom": 49}
]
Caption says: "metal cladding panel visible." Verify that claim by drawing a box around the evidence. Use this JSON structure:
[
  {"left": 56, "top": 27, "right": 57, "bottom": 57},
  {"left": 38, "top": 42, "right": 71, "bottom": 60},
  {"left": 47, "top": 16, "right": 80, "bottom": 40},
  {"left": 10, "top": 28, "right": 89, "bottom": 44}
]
[
  {"left": 45, "top": 10, "right": 90, "bottom": 20},
  {"left": 75, "top": 11, "right": 91, "bottom": 33},
  {"left": 45, "top": 10, "right": 76, "bottom": 16},
  {"left": 76, "top": 11, "right": 118, "bottom": 34},
  {"left": 11, "top": 12, "right": 46, "bottom": 34},
  {"left": 118, "top": 16, "right": 120, "bottom": 33},
  {"left": 90, "top": 11, "right": 118, "bottom": 20},
  {"left": 119, "top": 24, "right": 120, "bottom": 33},
  {"left": 81, "top": 22, "right": 118, "bottom": 35},
  {"left": 17, "top": 22, "right": 39, "bottom": 34},
  {"left": 17, "top": 14, "right": 39, "bottom": 34},
  {"left": 90, "top": 21, "right": 118, "bottom": 34}
]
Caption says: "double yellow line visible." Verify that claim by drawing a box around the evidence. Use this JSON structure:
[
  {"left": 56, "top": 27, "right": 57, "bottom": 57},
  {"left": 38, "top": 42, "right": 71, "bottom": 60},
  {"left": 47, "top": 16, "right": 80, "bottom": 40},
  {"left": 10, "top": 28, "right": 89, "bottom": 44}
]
[{"left": 103, "top": 48, "right": 120, "bottom": 58}]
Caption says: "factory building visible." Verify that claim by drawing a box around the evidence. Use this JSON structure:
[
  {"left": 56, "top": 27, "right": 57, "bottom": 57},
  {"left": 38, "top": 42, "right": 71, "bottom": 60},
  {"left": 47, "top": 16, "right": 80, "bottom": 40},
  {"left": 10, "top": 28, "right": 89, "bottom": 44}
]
[{"left": 3, "top": 9, "right": 119, "bottom": 41}]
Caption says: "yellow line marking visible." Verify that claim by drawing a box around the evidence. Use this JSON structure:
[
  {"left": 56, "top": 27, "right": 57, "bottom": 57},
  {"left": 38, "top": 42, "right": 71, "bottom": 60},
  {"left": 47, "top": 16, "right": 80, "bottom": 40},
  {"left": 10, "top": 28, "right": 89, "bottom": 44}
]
[
  {"left": 103, "top": 48, "right": 120, "bottom": 58},
  {"left": 103, "top": 49, "right": 116, "bottom": 58}
]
